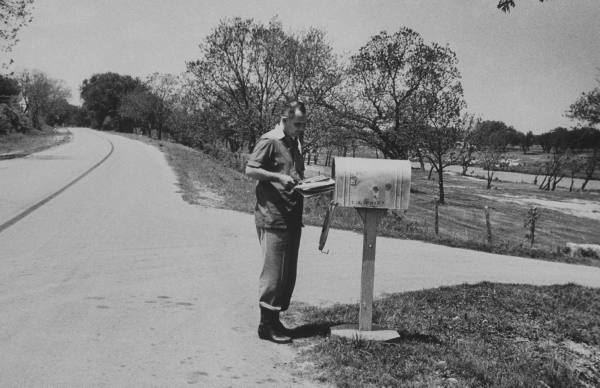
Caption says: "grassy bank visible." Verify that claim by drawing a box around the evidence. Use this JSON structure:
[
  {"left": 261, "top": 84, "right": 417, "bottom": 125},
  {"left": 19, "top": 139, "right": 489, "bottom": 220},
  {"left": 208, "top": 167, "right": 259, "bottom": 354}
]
[
  {"left": 286, "top": 283, "right": 600, "bottom": 387},
  {"left": 0, "top": 127, "right": 71, "bottom": 156},
  {"left": 117, "top": 133, "right": 600, "bottom": 267}
]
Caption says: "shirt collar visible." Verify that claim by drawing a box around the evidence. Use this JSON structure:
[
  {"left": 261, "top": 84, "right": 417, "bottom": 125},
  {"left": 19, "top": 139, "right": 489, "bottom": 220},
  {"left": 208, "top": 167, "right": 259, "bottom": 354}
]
[
  {"left": 263, "top": 123, "right": 287, "bottom": 140},
  {"left": 262, "top": 123, "right": 302, "bottom": 153}
]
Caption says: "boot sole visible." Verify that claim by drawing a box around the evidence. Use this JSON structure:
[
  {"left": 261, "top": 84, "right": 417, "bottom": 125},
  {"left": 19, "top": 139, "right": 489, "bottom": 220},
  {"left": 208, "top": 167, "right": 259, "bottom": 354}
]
[{"left": 258, "top": 329, "right": 292, "bottom": 344}]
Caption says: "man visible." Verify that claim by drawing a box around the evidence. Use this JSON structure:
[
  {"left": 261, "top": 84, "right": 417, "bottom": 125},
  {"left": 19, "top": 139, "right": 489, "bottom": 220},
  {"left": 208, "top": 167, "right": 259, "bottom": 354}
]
[{"left": 245, "top": 101, "right": 306, "bottom": 344}]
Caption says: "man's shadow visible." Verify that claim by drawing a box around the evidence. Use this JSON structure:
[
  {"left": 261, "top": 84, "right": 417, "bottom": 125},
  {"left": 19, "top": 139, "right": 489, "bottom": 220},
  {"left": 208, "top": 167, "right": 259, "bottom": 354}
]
[{"left": 285, "top": 320, "right": 340, "bottom": 339}]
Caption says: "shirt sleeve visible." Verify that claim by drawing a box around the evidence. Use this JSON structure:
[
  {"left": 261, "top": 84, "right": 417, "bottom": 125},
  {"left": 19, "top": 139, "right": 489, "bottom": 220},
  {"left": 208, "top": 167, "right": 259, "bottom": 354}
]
[{"left": 246, "top": 138, "right": 274, "bottom": 169}]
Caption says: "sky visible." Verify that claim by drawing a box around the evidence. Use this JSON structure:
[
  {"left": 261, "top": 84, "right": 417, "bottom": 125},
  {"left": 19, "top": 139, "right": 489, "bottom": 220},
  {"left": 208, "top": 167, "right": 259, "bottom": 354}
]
[{"left": 7, "top": 0, "right": 600, "bottom": 133}]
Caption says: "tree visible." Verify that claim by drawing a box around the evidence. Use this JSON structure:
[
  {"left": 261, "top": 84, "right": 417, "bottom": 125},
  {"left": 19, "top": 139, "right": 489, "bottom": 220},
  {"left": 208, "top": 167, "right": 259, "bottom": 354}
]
[
  {"left": 119, "top": 73, "right": 179, "bottom": 140},
  {"left": 418, "top": 100, "right": 468, "bottom": 203},
  {"left": 330, "top": 28, "right": 464, "bottom": 161},
  {"left": 274, "top": 27, "right": 343, "bottom": 158},
  {"left": 458, "top": 117, "right": 479, "bottom": 175},
  {"left": 567, "top": 77, "right": 600, "bottom": 127},
  {"left": 187, "top": 18, "right": 288, "bottom": 152},
  {"left": 581, "top": 149, "right": 599, "bottom": 191},
  {"left": 480, "top": 148, "right": 503, "bottom": 189},
  {"left": 187, "top": 18, "right": 341, "bottom": 153},
  {"left": 18, "top": 69, "right": 71, "bottom": 129},
  {"left": 521, "top": 130, "right": 534, "bottom": 153},
  {"left": 118, "top": 86, "right": 155, "bottom": 135},
  {"left": 1, "top": 0, "right": 34, "bottom": 69},
  {"left": 144, "top": 73, "right": 179, "bottom": 140},
  {"left": 472, "top": 120, "right": 519, "bottom": 152},
  {"left": 472, "top": 120, "right": 512, "bottom": 189},
  {"left": 80, "top": 72, "right": 142, "bottom": 130}
]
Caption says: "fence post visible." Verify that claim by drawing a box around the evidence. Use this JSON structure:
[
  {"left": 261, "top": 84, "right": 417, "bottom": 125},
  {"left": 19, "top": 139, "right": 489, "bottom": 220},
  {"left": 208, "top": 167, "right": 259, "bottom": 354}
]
[
  {"left": 484, "top": 206, "right": 492, "bottom": 246},
  {"left": 434, "top": 200, "right": 439, "bottom": 236},
  {"left": 525, "top": 207, "right": 539, "bottom": 248}
]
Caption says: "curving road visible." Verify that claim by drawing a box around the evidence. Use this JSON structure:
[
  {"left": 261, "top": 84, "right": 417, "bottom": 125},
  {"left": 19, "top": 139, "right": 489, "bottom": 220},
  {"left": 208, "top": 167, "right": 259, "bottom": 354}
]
[{"left": 1, "top": 128, "right": 599, "bottom": 387}]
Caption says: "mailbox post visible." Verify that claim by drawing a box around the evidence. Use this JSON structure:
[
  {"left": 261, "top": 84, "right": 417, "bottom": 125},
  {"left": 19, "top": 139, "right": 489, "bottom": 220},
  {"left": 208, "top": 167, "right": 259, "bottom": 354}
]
[{"left": 332, "top": 157, "right": 411, "bottom": 338}]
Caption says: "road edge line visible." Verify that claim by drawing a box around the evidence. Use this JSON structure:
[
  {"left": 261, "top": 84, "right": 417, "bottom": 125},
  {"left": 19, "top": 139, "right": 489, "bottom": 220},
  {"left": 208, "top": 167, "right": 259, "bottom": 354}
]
[{"left": 0, "top": 134, "right": 115, "bottom": 233}]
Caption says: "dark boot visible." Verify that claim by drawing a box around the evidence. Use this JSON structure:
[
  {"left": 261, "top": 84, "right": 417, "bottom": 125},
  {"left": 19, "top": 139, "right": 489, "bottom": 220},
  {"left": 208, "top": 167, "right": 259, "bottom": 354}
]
[
  {"left": 258, "top": 307, "right": 292, "bottom": 344},
  {"left": 273, "top": 311, "right": 293, "bottom": 337}
]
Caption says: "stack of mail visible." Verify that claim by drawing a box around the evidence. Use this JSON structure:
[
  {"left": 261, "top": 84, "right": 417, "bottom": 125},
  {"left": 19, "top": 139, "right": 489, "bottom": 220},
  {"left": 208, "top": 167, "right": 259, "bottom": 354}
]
[{"left": 294, "top": 175, "right": 335, "bottom": 197}]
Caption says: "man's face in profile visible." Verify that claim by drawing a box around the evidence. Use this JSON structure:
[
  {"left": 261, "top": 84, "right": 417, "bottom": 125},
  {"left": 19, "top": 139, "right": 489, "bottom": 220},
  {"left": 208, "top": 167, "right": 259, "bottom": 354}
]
[{"left": 283, "top": 110, "right": 307, "bottom": 139}]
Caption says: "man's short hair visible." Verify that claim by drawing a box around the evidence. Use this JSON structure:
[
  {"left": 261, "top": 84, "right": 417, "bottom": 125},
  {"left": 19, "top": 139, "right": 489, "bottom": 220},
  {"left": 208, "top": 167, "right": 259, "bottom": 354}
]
[{"left": 283, "top": 101, "right": 306, "bottom": 118}]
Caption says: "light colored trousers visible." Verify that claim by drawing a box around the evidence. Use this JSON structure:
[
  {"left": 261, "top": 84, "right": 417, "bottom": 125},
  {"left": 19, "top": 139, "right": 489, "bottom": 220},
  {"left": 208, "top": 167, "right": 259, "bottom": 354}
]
[{"left": 256, "top": 226, "right": 302, "bottom": 311}]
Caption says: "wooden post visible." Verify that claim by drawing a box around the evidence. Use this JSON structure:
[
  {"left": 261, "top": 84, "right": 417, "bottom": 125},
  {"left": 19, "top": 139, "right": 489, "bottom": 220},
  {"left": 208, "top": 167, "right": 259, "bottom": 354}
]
[
  {"left": 484, "top": 206, "right": 492, "bottom": 245},
  {"left": 434, "top": 200, "right": 439, "bottom": 236},
  {"left": 356, "top": 208, "right": 387, "bottom": 331}
]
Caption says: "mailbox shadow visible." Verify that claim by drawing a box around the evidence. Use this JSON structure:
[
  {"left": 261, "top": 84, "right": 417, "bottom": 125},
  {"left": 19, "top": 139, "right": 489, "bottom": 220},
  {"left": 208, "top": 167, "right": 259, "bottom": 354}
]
[
  {"left": 286, "top": 321, "right": 339, "bottom": 339},
  {"left": 384, "top": 329, "right": 441, "bottom": 345}
]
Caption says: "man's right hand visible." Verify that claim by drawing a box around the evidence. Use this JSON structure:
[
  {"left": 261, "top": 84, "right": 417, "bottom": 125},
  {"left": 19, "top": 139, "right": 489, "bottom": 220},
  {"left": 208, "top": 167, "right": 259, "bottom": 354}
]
[{"left": 278, "top": 174, "right": 297, "bottom": 190}]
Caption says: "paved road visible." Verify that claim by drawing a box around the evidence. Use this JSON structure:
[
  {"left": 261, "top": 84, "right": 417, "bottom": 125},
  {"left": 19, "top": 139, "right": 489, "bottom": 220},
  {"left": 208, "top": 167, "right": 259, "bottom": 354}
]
[{"left": 1, "top": 128, "right": 599, "bottom": 387}]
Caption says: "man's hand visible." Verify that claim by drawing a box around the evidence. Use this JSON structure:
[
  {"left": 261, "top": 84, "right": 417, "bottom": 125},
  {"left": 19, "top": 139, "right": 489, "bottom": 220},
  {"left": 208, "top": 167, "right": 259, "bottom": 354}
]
[
  {"left": 245, "top": 166, "right": 298, "bottom": 190},
  {"left": 278, "top": 174, "right": 297, "bottom": 190}
]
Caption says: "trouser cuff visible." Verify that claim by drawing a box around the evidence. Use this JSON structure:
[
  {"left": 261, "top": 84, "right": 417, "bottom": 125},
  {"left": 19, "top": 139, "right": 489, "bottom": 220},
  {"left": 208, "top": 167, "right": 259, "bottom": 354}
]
[{"left": 259, "top": 301, "right": 281, "bottom": 311}]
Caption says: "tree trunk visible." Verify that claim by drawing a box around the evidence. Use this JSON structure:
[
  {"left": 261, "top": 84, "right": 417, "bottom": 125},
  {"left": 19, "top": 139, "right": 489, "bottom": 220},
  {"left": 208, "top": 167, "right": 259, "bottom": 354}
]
[
  {"left": 569, "top": 175, "right": 574, "bottom": 192},
  {"left": 581, "top": 178, "right": 590, "bottom": 191},
  {"left": 438, "top": 168, "right": 445, "bottom": 204},
  {"left": 487, "top": 170, "right": 493, "bottom": 189},
  {"left": 416, "top": 149, "right": 425, "bottom": 170},
  {"left": 428, "top": 166, "right": 434, "bottom": 180}
]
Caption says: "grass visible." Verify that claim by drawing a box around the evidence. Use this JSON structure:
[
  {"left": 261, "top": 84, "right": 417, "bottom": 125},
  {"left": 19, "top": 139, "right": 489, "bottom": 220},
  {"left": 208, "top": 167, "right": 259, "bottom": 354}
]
[
  {"left": 0, "top": 127, "right": 71, "bottom": 156},
  {"left": 285, "top": 283, "right": 600, "bottom": 387},
  {"left": 115, "top": 133, "right": 600, "bottom": 267}
]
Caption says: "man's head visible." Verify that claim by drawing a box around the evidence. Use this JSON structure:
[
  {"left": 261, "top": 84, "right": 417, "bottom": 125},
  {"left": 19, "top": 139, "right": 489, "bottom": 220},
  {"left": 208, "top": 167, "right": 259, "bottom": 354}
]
[{"left": 281, "top": 101, "right": 306, "bottom": 139}]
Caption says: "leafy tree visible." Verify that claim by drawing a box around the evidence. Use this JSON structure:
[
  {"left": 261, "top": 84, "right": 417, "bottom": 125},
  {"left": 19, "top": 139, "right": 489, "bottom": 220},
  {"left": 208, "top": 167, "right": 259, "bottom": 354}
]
[
  {"left": 472, "top": 121, "right": 513, "bottom": 189},
  {"left": 119, "top": 73, "right": 179, "bottom": 139},
  {"left": 80, "top": 72, "right": 142, "bottom": 130},
  {"left": 187, "top": 18, "right": 288, "bottom": 151},
  {"left": 187, "top": 18, "right": 341, "bottom": 152},
  {"left": 418, "top": 104, "right": 469, "bottom": 203},
  {"left": 472, "top": 120, "right": 519, "bottom": 152},
  {"left": 118, "top": 86, "right": 154, "bottom": 135},
  {"left": 1, "top": 0, "right": 34, "bottom": 69},
  {"left": 330, "top": 28, "right": 464, "bottom": 161},
  {"left": 277, "top": 28, "right": 342, "bottom": 157},
  {"left": 18, "top": 69, "right": 71, "bottom": 129},
  {"left": 521, "top": 130, "right": 534, "bottom": 153},
  {"left": 567, "top": 78, "right": 600, "bottom": 128}
]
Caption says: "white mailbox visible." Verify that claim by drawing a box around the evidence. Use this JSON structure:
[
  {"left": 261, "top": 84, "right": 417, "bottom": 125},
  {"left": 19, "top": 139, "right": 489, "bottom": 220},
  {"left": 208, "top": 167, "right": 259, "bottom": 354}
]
[
  {"left": 332, "top": 157, "right": 411, "bottom": 209},
  {"left": 327, "top": 157, "right": 412, "bottom": 338}
]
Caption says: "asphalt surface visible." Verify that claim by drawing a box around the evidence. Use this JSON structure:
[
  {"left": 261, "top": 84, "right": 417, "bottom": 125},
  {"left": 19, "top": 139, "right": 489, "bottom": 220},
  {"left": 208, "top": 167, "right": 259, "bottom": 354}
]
[{"left": 1, "top": 127, "right": 599, "bottom": 387}]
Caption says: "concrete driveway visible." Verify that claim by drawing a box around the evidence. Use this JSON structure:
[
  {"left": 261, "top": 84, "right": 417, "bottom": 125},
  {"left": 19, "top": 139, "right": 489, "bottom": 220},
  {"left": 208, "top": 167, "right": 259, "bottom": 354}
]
[{"left": 1, "top": 128, "right": 599, "bottom": 387}]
